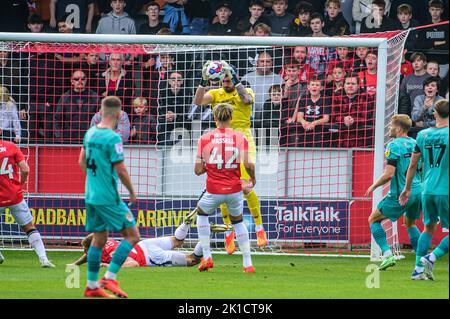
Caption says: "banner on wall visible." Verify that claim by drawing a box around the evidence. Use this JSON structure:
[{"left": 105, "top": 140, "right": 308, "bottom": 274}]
[{"left": 0, "top": 198, "right": 349, "bottom": 243}]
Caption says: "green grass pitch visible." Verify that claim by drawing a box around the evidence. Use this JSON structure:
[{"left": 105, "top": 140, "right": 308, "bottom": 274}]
[{"left": 0, "top": 251, "right": 448, "bottom": 299}]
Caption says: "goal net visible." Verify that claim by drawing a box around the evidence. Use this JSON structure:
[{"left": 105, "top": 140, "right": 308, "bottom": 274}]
[{"left": 0, "top": 32, "right": 408, "bottom": 257}]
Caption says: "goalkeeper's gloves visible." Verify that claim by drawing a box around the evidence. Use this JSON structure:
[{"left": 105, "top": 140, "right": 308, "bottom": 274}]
[
  {"left": 200, "top": 60, "right": 212, "bottom": 87},
  {"left": 221, "top": 60, "right": 240, "bottom": 86}
]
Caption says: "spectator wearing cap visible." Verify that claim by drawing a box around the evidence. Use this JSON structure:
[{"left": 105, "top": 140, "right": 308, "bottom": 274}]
[
  {"left": 208, "top": 2, "right": 238, "bottom": 35},
  {"left": 49, "top": 0, "right": 95, "bottom": 33},
  {"left": 359, "top": 0, "right": 397, "bottom": 34},
  {"left": 162, "top": 0, "right": 190, "bottom": 34},
  {"left": 288, "top": 1, "right": 313, "bottom": 37},
  {"left": 267, "top": 0, "right": 294, "bottom": 36},
  {"left": 96, "top": 0, "right": 137, "bottom": 34}
]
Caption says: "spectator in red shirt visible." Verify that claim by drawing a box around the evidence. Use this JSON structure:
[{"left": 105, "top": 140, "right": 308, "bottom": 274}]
[{"left": 358, "top": 50, "right": 378, "bottom": 97}]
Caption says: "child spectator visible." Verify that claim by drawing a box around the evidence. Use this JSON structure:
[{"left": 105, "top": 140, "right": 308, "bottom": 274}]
[
  {"left": 267, "top": 0, "right": 294, "bottom": 36},
  {"left": 353, "top": 46, "right": 368, "bottom": 73},
  {"left": 162, "top": 0, "right": 190, "bottom": 34},
  {"left": 398, "top": 52, "right": 429, "bottom": 116},
  {"left": 253, "top": 22, "right": 272, "bottom": 36},
  {"left": 262, "top": 84, "right": 284, "bottom": 128},
  {"left": 208, "top": 2, "right": 238, "bottom": 35},
  {"left": 326, "top": 46, "right": 354, "bottom": 83},
  {"left": 307, "top": 13, "right": 337, "bottom": 80},
  {"left": 394, "top": 4, "right": 419, "bottom": 50},
  {"left": 96, "top": 0, "right": 137, "bottom": 34},
  {"left": 296, "top": 76, "right": 332, "bottom": 147},
  {"left": 357, "top": 50, "right": 378, "bottom": 97},
  {"left": 427, "top": 60, "right": 449, "bottom": 96},
  {"left": 360, "top": 0, "right": 397, "bottom": 34},
  {"left": 324, "top": 0, "right": 350, "bottom": 36},
  {"left": 352, "top": 0, "right": 392, "bottom": 34},
  {"left": 0, "top": 86, "right": 21, "bottom": 143},
  {"left": 49, "top": 0, "right": 95, "bottom": 33},
  {"left": 288, "top": 1, "right": 313, "bottom": 37},
  {"left": 411, "top": 76, "right": 445, "bottom": 131},
  {"left": 417, "top": 0, "right": 449, "bottom": 79},
  {"left": 281, "top": 56, "right": 309, "bottom": 102},
  {"left": 138, "top": 1, "right": 163, "bottom": 34},
  {"left": 130, "top": 97, "right": 157, "bottom": 144},
  {"left": 325, "top": 63, "right": 346, "bottom": 100},
  {"left": 27, "top": 13, "right": 45, "bottom": 33},
  {"left": 237, "top": 0, "right": 271, "bottom": 35}
]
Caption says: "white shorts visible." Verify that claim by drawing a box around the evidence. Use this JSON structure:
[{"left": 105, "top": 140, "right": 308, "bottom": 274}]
[
  {"left": 197, "top": 191, "right": 243, "bottom": 216},
  {"left": 137, "top": 237, "right": 174, "bottom": 267},
  {"left": 0, "top": 200, "right": 33, "bottom": 226}
]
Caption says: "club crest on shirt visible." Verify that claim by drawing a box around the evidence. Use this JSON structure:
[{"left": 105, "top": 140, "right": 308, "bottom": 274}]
[
  {"left": 125, "top": 212, "right": 134, "bottom": 222},
  {"left": 385, "top": 148, "right": 390, "bottom": 158}
]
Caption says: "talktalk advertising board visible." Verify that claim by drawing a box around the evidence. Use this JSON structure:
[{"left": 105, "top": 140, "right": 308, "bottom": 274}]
[{"left": 0, "top": 197, "right": 349, "bottom": 243}]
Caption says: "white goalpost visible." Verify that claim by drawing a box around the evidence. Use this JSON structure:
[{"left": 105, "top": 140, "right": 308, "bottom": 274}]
[{"left": 0, "top": 31, "right": 408, "bottom": 258}]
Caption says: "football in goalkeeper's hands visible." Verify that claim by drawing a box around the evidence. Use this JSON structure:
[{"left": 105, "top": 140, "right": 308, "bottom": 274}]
[{"left": 206, "top": 61, "right": 226, "bottom": 82}]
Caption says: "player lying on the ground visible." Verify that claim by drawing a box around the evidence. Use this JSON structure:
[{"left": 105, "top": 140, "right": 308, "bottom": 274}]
[
  {"left": 194, "top": 102, "right": 256, "bottom": 273},
  {"left": 0, "top": 139, "right": 54, "bottom": 268},
  {"left": 71, "top": 215, "right": 232, "bottom": 268},
  {"left": 365, "top": 114, "right": 423, "bottom": 271},
  {"left": 400, "top": 99, "right": 449, "bottom": 281}
]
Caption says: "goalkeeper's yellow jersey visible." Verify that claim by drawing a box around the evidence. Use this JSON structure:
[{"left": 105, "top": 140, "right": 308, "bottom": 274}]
[{"left": 208, "top": 87, "right": 254, "bottom": 131}]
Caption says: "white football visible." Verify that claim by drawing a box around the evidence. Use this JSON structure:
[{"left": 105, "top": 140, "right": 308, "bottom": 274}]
[{"left": 206, "top": 61, "right": 226, "bottom": 82}]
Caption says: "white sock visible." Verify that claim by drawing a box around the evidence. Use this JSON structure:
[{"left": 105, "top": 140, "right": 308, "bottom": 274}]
[
  {"left": 174, "top": 223, "right": 190, "bottom": 241},
  {"left": 104, "top": 271, "right": 117, "bottom": 280},
  {"left": 87, "top": 280, "right": 99, "bottom": 289},
  {"left": 234, "top": 221, "right": 252, "bottom": 268},
  {"left": 429, "top": 253, "right": 437, "bottom": 263},
  {"left": 383, "top": 250, "right": 392, "bottom": 257},
  {"left": 415, "top": 265, "right": 424, "bottom": 272},
  {"left": 197, "top": 215, "right": 211, "bottom": 259},
  {"left": 255, "top": 224, "right": 263, "bottom": 232},
  {"left": 27, "top": 230, "right": 47, "bottom": 261},
  {"left": 193, "top": 241, "right": 203, "bottom": 258}
]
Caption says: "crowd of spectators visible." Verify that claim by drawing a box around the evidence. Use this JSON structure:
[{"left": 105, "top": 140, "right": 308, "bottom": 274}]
[{"left": 0, "top": 0, "right": 448, "bottom": 147}]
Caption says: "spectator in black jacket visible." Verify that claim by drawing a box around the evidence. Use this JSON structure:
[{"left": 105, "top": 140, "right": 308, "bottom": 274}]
[
  {"left": 0, "top": 0, "right": 29, "bottom": 32},
  {"left": 417, "top": 0, "right": 449, "bottom": 79},
  {"left": 288, "top": 1, "right": 313, "bottom": 37},
  {"left": 138, "top": 1, "right": 163, "bottom": 34},
  {"left": 157, "top": 71, "right": 192, "bottom": 145},
  {"left": 393, "top": 3, "right": 420, "bottom": 50},
  {"left": 360, "top": 0, "right": 397, "bottom": 34},
  {"left": 236, "top": 0, "right": 271, "bottom": 35},
  {"left": 324, "top": 0, "right": 350, "bottom": 36},
  {"left": 208, "top": 2, "right": 238, "bottom": 35},
  {"left": 53, "top": 70, "right": 99, "bottom": 144}
]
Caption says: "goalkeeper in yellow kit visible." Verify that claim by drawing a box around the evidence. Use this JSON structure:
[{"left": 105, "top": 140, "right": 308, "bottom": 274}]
[{"left": 193, "top": 60, "right": 268, "bottom": 254}]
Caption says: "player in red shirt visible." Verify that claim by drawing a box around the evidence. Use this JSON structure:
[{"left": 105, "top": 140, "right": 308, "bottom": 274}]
[
  {"left": 0, "top": 139, "right": 54, "bottom": 267},
  {"left": 72, "top": 218, "right": 231, "bottom": 268},
  {"left": 194, "top": 103, "right": 256, "bottom": 273}
]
